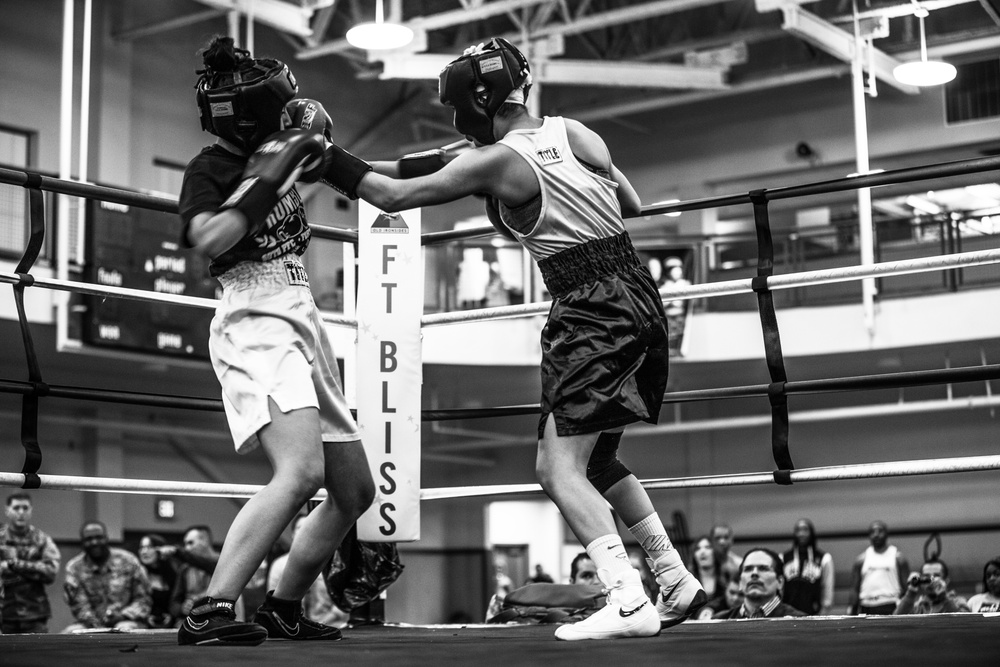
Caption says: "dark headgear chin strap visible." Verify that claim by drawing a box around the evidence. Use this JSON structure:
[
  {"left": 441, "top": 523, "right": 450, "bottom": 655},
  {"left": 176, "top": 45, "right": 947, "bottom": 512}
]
[
  {"left": 196, "top": 58, "right": 298, "bottom": 152},
  {"left": 438, "top": 37, "right": 531, "bottom": 145}
]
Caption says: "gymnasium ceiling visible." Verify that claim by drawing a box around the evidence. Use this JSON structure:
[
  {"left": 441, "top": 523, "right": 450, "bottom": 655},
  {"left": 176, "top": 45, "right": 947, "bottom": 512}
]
[{"left": 116, "top": 0, "right": 1000, "bottom": 156}]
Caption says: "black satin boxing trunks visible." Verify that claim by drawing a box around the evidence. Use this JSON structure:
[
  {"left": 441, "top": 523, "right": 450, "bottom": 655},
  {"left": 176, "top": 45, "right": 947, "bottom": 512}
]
[{"left": 537, "top": 232, "right": 670, "bottom": 438}]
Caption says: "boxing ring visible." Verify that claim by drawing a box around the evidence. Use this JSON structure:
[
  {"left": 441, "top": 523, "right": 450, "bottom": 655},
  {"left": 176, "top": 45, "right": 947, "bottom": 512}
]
[{"left": 2, "top": 156, "right": 1000, "bottom": 662}]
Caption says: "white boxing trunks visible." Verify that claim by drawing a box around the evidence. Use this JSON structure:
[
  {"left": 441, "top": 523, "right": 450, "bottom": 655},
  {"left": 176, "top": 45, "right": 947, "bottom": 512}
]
[{"left": 211, "top": 256, "right": 359, "bottom": 453}]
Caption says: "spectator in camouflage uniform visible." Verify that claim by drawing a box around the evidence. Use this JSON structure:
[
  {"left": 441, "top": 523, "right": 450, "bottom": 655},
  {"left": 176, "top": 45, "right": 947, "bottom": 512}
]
[
  {"left": 1, "top": 492, "right": 61, "bottom": 633},
  {"left": 62, "top": 521, "right": 151, "bottom": 632}
]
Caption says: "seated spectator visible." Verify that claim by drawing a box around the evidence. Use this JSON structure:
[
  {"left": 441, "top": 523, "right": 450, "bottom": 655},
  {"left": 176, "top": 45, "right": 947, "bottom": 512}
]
[
  {"left": 484, "top": 574, "right": 515, "bottom": 623},
  {"left": 713, "top": 548, "right": 806, "bottom": 620},
  {"left": 723, "top": 576, "right": 744, "bottom": 612},
  {"left": 267, "top": 514, "right": 348, "bottom": 629},
  {"left": 782, "top": 518, "right": 834, "bottom": 615},
  {"left": 528, "top": 564, "right": 554, "bottom": 584},
  {"left": 710, "top": 524, "right": 742, "bottom": 584},
  {"left": 967, "top": 557, "right": 1000, "bottom": 613},
  {"left": 63, "top": 521, "right": 151, "bottom": 632},
  {"left": 894, "top": 559, "right": 971, "bottom": 615},
  {"left": 567, "top": 552, "right": 599, "bottom": 586},
  {"left": 687, "top": 536, "right": 728, "bottom": 619},
  {"left": 165, "top": 525, "right": 225, "bottom": 624},
  {"left": 136, "top": 533, "right": 177, "bottom": 628}
]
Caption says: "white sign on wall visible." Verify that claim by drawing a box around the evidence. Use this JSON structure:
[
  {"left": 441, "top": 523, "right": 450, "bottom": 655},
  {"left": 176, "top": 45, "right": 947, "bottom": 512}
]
[{"left": 355, "top": 202, "right": 423, "bottom": 542}]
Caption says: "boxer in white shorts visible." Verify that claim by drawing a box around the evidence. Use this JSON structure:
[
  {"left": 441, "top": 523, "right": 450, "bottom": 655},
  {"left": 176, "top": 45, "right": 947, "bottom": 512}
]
[
  {"left": 174, "top": 36, "right": 376, "bottom": 646},
  {"left": 212, "top": 257, "right": 358, "bottom": 453}
]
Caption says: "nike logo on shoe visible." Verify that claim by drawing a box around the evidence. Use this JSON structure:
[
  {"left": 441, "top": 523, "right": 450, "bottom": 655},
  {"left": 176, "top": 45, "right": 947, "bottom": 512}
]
[
  {"left": 661, "top": 580, "right": 681, "bottom": 605},
  {"left": 619, "top": 601, "right": 648, "bottom": 618},
  {"left": 186, "top": 618, "right": 210, "bottom": 631},
  {"left": 273, "top": 614, "right": 300, "bottom": 637}
]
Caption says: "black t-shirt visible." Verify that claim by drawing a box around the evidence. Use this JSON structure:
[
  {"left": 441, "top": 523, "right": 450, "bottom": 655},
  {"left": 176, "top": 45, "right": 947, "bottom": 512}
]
[{"left": 178, "top": 144, "right": 311, "bottom": 277}]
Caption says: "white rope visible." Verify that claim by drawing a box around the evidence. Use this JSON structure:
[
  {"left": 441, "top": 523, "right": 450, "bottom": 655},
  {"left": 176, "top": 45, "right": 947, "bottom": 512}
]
[
  {"left": 0, "top": 271, "right": 359, "bottom": 328},
  {"left": 420, "top": 454, "right": 1000, "bottom": 499},
  {"left": 6, "top": 247, "right": 1000, "bottom": 330},
  {"left": 4, "top": 454, "right": 998, "bottom": 500},
  {"left": 0, "top": 272, "right": 218, "bottom": 309},
  {"left": 420, "top": 247, "right": 1000, "bottom": 327}
]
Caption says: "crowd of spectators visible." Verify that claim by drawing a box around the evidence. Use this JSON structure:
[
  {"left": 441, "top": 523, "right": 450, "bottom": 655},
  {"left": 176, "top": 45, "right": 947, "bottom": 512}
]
[
  {"left": 484, "top": 517, "right": 998, "bottom": 624},
  {"left": 2, "top": 492, "right": 999, "bottom": 633},
  {"left": 0, "top": 496, "right": 348, "bottom": 634}
]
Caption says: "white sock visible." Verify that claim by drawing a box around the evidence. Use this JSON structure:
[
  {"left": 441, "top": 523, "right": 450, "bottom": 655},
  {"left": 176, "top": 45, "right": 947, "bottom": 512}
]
[
  {"left": 585, "top": 534, "right": 634, "bottom": 579},
  {"left": 628, "top": 513, "right": 682, "bottom": 570}
]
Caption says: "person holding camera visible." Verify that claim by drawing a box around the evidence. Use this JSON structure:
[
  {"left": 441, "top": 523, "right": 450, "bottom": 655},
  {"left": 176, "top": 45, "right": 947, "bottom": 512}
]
[{"left": 893, "top": 559, "right": 970, "bottom": 615}]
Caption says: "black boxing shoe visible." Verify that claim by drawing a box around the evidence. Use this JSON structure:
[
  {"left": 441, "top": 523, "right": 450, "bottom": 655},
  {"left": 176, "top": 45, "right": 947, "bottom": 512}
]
[
  {"left": 178, "top": 597, "right": 267, "bottom": 646},
  {"left": 253, "top": 590, "right": 343, "bottom": 641}
]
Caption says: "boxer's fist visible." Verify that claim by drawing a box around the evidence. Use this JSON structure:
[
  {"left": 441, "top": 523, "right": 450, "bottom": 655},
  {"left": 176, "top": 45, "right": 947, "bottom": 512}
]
[
  {"left": 283, "top": 98, "right": 333, "bottom": 182},
  {"left": 283, "top": 98, "right": 333, "bottom": 142},
  {"left": 222, "top": 129, "right": 326, "bottom": 234},
  {"left": 319, "top": 142, "right": 372, "bottom": 200},
  {"left": 397, "top": 149, "right": 446, "bottom": 179}
]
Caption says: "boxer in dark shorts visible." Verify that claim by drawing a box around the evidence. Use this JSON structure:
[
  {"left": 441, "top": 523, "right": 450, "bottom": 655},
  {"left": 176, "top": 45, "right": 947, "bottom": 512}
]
[
  {"left": 537, "top": 232, "right": 670, "bottom": 439},
  {"left": 322, "top": 37, "right": 707, "bottom": 640}
]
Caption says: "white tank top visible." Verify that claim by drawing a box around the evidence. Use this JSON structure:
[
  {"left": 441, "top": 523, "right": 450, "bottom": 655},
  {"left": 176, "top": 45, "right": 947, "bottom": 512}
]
[
  {"left": 496, "top": 116, "right": 623, "bottom": 261},
  {"left": 859, "top": 545, "right": 903, "bottom": 606}
]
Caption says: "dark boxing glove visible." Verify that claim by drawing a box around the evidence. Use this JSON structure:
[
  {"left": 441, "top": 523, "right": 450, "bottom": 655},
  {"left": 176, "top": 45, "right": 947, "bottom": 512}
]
[
  {"left": 319, "top": 143, "right": 373, "bottom": 200},
  {"left": 283, "top": 98, "right": 334, "bottom": 182},
  {"left": 397, "top": 149, "right": 447, "bottom": 179},
  {"left": 221, "top": 129, "right": 326, "bottom": 235},
  {"left": 484, "top": 196, "right": 517, "bottom": 241}
]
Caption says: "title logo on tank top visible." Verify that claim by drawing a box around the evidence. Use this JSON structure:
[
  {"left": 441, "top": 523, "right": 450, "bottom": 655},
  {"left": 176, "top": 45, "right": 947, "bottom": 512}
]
[{"left": 536, "top": 145, "right": 563, "bottom": 166}]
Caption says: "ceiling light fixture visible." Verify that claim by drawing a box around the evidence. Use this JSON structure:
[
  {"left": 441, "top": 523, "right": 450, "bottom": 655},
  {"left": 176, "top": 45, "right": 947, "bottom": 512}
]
[
  {"left": 892, "top": 7, "right": 956, "bottom": 87},
  {"left": 346, "top": 0, "right": 413, "bottom": 51}
]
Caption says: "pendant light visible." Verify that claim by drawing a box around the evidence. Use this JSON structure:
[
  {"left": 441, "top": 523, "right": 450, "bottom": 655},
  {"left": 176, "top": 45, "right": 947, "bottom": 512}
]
[
  {"left": 892, "top": 7, "right": 957, "bottom": 87},
  {"left": 346, "top": 0, "right": 413, "bottom": 51}
]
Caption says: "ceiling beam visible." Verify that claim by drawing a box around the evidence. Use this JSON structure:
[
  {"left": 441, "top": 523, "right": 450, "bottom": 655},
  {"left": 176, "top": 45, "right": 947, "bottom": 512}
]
[
  {"left": 376, "top": 53, "right": 728, "bottom": 89},
  {"left": 113, "top": 9, "right": 226, "bottom": 41},
  {"left": 779, "top": 5, "right": 919, "bottom": 94},
  {"left": 194, "top": 0, "right": 315, "bottom": 37},
  {"left": 516, "top": 0, "right": 738, "bottom": 42},
  {"left": 535, "top": 59, "right": 728, "bottom": 89},
  {"left": 296, "top": 0, "right": 552, "bottom": 60}
]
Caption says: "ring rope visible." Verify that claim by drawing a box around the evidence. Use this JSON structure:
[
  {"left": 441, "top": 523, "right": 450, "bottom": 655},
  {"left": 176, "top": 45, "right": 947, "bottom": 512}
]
[
  {"left": 3, "top": 157, "right": 998, "bottom": 500},
  {"left": 420, "top": 247, "right": 1000, "bottom": 327},
  {"left": 419, "top": 362, "right": 1000, "bottom": 421},
  {"left": 6, "top": 455, "right": 997, "bottom": 500},
  {"left": 10, "top": 245, "right": 998, "bottom": 330},
  {"left": 3, "top": 361, "right": 998, "bottom": 421}
]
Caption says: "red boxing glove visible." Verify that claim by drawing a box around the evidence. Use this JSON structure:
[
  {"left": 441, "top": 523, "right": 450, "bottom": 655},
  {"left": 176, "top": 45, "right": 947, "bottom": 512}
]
[{"left": 221, "top": 129, "right": 326, "bottom": 235}]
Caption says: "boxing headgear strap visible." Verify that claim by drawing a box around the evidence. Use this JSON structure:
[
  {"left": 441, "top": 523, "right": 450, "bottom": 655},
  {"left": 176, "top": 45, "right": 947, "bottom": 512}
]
[
  {"left": 438, "top": 37, "right": 530, "bottom": 145},
  {"left": 196, "top": 58, "right": 298, "bottom": 153}
]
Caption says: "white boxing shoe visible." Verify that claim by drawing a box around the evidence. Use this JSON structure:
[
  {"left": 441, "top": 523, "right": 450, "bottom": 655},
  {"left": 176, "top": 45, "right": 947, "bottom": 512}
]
[
  {"left": 554, "top": 568, "right": 660, "bottom": 641},
  {"left": 648, "top": 554, "right": 709, "bottom": 629}
]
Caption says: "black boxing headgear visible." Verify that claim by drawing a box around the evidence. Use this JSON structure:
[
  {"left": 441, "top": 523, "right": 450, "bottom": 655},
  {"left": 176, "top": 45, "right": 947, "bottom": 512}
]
[
  {"left": 196, "top": 45, "right": 298, "bottom": 153},
  {"left": 438, "top": 37, "right": 531, "bottom": 145}
]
